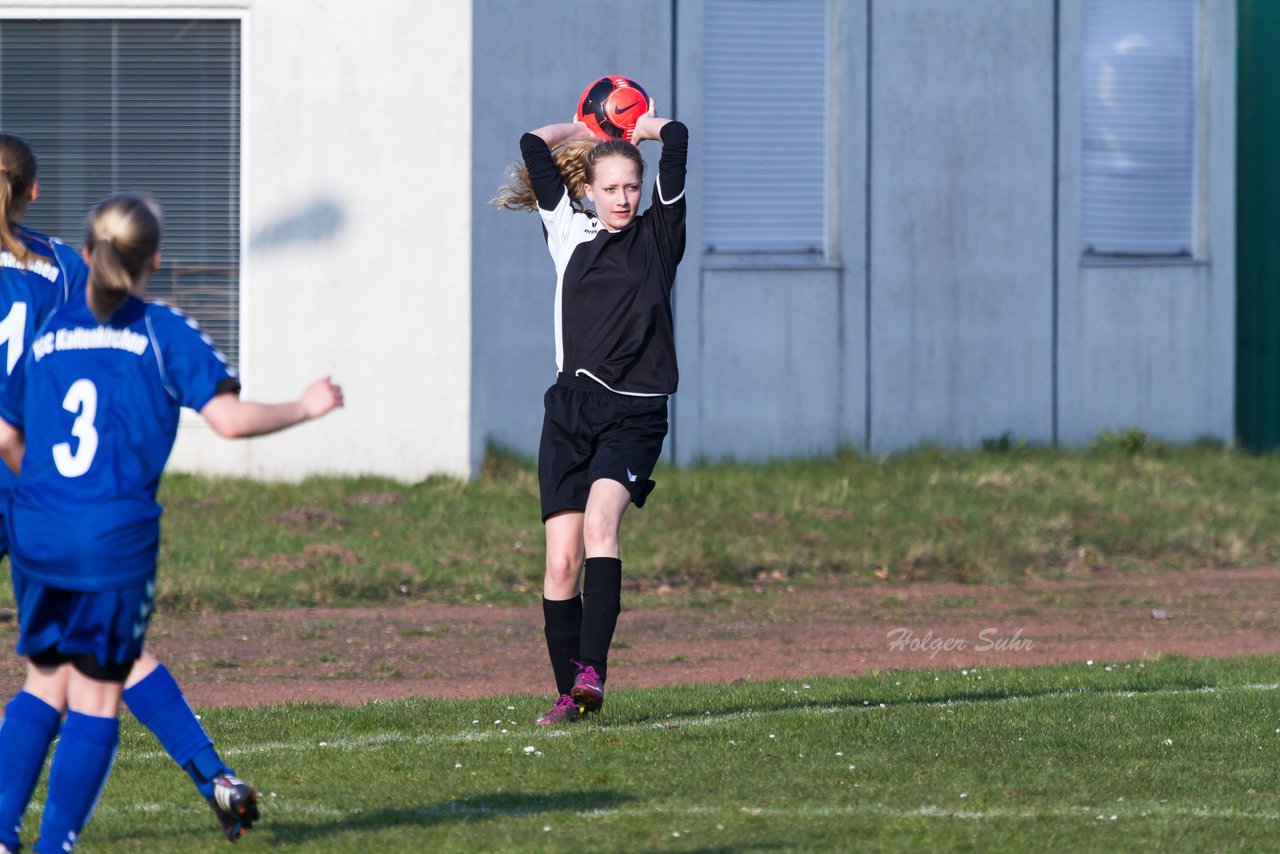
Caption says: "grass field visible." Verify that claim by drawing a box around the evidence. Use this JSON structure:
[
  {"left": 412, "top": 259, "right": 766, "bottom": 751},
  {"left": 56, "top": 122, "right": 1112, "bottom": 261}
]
[
  {"left": 24, "top": 655, "right": 1277, "bottom": 852},
  {"left": 6, "top": 444, "right": 1280, "bottom": 850},
  {"left": 34, "top": 438, "right": 1280, "bottom": 614}
]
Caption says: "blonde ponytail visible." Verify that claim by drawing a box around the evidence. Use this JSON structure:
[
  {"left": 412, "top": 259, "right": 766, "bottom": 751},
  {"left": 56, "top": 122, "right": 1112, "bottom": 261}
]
[
  {"left": 84, "top": 193, "right": 162, "bottom": 318},
  {"left": 492, "top": 138, "right": 597, "bottom": 212},
  {"left": 0, "top": 135, "right": 38, "bottom": 264},
  {"left": 87, "top": 239, "right": 133, "bottom": 316}
]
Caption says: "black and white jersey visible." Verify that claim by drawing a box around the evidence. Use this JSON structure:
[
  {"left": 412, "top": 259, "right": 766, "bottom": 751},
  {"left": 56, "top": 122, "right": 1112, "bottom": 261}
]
[{"left": 520, "top": 121, "right": 688, "bottom": 397}]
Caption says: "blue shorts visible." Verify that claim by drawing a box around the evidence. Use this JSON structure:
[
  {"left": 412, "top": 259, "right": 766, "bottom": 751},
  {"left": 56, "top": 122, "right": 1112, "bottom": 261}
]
[{"left": 12, "top": 572, "right": 154, "bottom": 681}]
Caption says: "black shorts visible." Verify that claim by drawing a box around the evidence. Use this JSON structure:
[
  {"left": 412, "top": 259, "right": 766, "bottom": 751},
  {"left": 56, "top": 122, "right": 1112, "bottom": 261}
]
[{"left": 538, "top": 375, "right": 669, "bottom": 522}]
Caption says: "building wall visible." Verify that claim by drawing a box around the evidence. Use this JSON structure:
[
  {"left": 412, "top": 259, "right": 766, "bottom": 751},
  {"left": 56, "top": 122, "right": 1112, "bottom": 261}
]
[
  {"left": 1056, "top": 0, "right": 1237, "bottom": 445},
  {"left": 4, "top": 0, "right": 1237, "bottom": 477},
  {"left": 676, "top": 0, "right": 1234, "bottom": 461},
  {"left": 669, "top": 0, "right": 868, "bottom": 465},
  {"left": 867, "top": 0, "right": 1057, "bottom": 451},
  {"left": 3, "top": 0, "right": 475, "bottom": 480},
  {"left": 470, "top": 0, "right": 1238, "bottom": 466}
]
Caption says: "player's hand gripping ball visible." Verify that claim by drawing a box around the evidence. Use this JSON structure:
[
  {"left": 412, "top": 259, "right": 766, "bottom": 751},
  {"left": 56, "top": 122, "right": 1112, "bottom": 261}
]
[{"left": 577, "top": 76, "right": 650, "bottom": 141}]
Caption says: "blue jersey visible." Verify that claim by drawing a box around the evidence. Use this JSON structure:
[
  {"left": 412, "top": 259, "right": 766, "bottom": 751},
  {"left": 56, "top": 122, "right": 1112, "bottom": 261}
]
[
  {"left": 0, "top": 294, "right": 239, "bottom": 590},
  {"left": 0, "top": 227, "right": 85, "bottom": 499}
]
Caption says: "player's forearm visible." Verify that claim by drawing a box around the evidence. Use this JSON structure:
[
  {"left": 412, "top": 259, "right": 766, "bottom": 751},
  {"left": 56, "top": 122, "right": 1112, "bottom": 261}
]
[
  {"left": 530, "top": 122, "right": 592, "bottom": 148},
  {"left": 200, "top": 378, "right": 343, "bottom": 439},
  {"left": 0, "top": 420, "right": 24, "bottom": 475},
  {"left": 202, "top": 397, "right": 309, "bottom": 439},
  {"left": 630, "top": 116, "right": 670, "bottom": 144}
]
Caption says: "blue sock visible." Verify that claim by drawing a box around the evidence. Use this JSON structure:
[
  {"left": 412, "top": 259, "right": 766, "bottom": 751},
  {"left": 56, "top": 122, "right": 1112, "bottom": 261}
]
[
  {"left": 34, "top": 711, "right": 118, "bottom": 854},
  {"left": 123, "top": 664, "right": 230, "bottom": 799},
  {"left": 0, "top": 692, "right": 61, "bottom": 851}
]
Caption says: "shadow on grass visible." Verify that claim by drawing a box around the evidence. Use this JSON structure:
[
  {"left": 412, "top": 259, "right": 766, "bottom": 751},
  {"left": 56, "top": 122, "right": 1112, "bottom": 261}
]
[
  {"left": 261, "top": 788, "right": 631, "bottom": 844},
  {"left": 614, "top": 675, "right": 1221, "bottom": 728}
]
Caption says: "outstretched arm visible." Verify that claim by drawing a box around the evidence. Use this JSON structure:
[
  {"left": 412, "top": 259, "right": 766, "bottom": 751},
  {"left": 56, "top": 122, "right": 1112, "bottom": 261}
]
[{"left": 200, "top": 377, "right": 343, "bottom": 439}]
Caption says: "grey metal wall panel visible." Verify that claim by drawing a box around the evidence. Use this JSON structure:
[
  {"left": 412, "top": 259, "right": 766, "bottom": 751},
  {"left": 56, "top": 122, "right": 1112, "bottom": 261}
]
[
  {"left": 1056, "top": 0, "right": 1235, "bottom": 447},
  {"left": 868, "top": 0, "right": 1057, "bottom": 450},
  {"left": 1058, "top": 263, "right": 1228, "bottom": 444},
  {"left": 697, "top": 268, "right": 842, "bottom": 460}
]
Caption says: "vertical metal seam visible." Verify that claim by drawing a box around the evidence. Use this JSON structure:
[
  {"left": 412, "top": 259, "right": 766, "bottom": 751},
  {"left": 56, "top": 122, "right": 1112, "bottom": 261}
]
[
  {"left": 1051, "top": 0, "right": 1061, "bottom": 447},
  {"left": 864, "top": 0, "right": 874, "bottom": 454}
]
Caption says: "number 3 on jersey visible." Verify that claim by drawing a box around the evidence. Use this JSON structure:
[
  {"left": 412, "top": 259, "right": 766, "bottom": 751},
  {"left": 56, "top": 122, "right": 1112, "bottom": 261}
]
[{"left": 53, "top": 379, "right": 99, "bottom": 478}]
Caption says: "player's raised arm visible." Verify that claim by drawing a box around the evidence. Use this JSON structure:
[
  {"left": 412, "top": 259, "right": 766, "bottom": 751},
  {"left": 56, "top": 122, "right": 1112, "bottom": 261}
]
[
  {"left": 528, "top": 121, "right": 594, "bottom": 149},
  {"left": 199, "top": 377, "right": 343, "bottom": 439},
  {"left": 628, "top": 97, "right": 667, "bottom": 144}
]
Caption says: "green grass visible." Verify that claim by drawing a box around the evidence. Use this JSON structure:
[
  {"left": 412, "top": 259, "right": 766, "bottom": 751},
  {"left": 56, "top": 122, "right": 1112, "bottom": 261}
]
[
  {"left": 49, "top": 439, "right": 1280, "bottom": 613},
  {"left": 37, "top": 655, "right": 1280, "bottom": 852}
]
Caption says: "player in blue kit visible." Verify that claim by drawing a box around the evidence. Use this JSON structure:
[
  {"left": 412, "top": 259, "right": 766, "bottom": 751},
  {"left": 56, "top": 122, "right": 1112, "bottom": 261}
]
[
  {"left": 0, "top": 135, "right": 270, "bottom": 845},
  {"left": 0, "top": 192, "right": 343, "bottom": 853}
]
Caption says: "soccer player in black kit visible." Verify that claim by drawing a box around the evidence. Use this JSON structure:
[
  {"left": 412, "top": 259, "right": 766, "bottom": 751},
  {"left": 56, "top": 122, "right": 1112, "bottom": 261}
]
[{"left": 495, "top": 105, "right": 687, "bottom": 724}]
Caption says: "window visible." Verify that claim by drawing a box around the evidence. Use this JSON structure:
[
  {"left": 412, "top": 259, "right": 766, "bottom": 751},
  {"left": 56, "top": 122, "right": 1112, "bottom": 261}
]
[
  {"left": 0, "top": 18, "right": 242, "bottom": 364},
  {"left": 703, "top": 0, "right": 828, "bottom": 254},
  {"left": 1081, "top": 0, "right": 1198, "bottom": 257}
]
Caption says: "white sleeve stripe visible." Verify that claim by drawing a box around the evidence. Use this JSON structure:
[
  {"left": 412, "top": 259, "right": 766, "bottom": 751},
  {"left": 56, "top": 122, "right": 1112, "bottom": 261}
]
[
  {"left": 655, "top": 175, "right": 685, "bottom": 206},
  {"left": 144, "top": 312, "right": 180, "bottom": 403}
]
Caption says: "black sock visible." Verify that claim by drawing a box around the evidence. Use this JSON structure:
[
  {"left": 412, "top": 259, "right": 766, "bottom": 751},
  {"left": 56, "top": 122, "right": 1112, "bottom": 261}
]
[
  {"left": 543, "top": 595, "right": 583, "bottom": 696},
  {"left": 579, "top": 557, "right": 622, "bottom": 683}
]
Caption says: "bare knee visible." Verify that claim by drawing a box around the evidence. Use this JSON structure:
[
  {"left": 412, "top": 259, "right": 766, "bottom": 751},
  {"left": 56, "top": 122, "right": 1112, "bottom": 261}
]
[
  {"left": 544, "top": 547, "right": 583, "bottom": 593},
  {"left": 582, "top": 508, "right": 620, "bottom": 556}
]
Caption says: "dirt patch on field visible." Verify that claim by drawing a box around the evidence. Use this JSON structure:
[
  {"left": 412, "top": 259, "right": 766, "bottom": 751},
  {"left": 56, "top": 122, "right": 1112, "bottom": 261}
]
[{"left": 1, "top": 566, "right": 1278, "bottom": 708}]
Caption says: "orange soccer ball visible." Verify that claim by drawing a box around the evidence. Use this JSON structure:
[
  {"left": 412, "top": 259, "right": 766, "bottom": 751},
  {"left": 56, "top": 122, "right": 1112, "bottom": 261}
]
[{"left": 577, "top": 76, "right": 649, "bottom": 141}]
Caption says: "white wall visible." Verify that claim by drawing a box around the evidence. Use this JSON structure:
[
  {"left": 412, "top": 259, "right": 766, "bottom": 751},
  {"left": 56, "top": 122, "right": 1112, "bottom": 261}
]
[
  {"left": 187, "top": 0, "right": 471, "bottom": 480},
  {"left": 13, "top": 0, "right": 478, "bottom": 480}
]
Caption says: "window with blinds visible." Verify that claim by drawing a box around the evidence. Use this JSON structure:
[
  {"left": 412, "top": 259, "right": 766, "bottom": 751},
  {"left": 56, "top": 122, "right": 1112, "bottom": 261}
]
[
  {"left": 1081, "top": 0, "right": 1198, "bottom": 257},
  {"left": 0, "top": 18, "right": 242, "bottom": 365},
  {"left": 703, "top": 0, "right": 828, "bottom": 255}
]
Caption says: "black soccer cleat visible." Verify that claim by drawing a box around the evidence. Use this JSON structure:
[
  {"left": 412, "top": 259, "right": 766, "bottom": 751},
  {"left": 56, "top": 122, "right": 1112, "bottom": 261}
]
[{"left": 209, "top": 773, "right": 260, "bottom": 842}]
